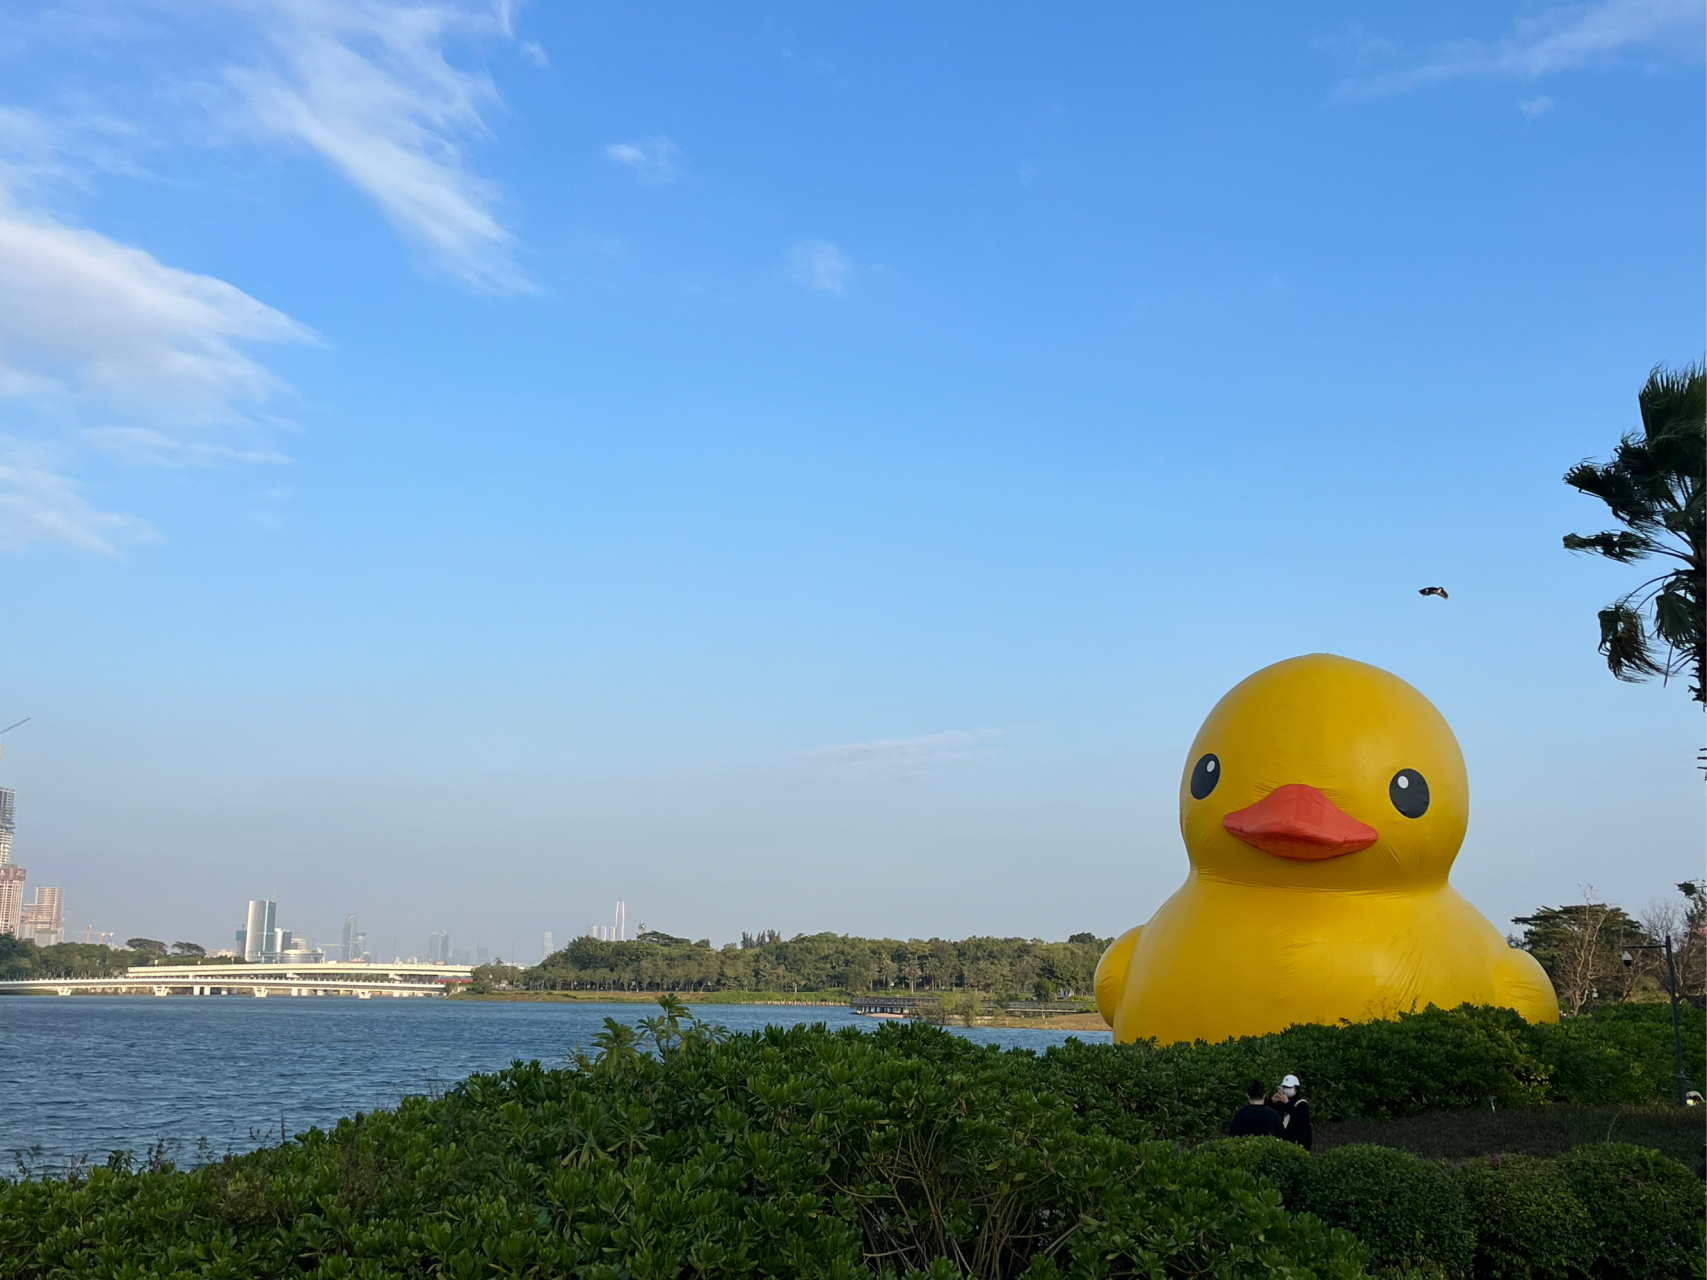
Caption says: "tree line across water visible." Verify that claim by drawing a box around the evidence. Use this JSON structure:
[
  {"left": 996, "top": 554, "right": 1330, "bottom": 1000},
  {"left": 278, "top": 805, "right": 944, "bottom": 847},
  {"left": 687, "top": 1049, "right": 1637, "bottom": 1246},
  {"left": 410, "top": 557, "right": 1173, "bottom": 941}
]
[
  {"left": 499, "top": 930, "right": 1112, "bottom": 1000},
  {"left": 463, "top": 881, "right": 1707, "bottom": 1010}
]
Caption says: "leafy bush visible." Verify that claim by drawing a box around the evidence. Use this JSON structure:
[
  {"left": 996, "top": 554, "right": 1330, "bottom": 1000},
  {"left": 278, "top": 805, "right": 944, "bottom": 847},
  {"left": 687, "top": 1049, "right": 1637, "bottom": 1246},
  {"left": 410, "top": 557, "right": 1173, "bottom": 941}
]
[
  {"left": 1526, "top": 1002, "right": 1706, "bottom": 1104},
  {"left": 1194, "top": 1135, "right": 1312, "bottom": 1203},
  {"left": 1458, "top": 1154, "right": 1595, "bottom": 1279},
  {"left": 1555, "top": 1142, "right": 1704, "bottom": 1280},
  {"left": 1023, "top": 1002, "right": 1701, "bottom": 1149},
  {"left": 1294, "top": 1144, "right": 1476, "bottom": 1276},
  {"left": 1034, "top": 1004, "right": 1553, "bottom": 1144},
  {"left": 2, "top": 1000, "right": 1697, "bottom": 1280},
  {"left": 0, "top": 1001, "right": 1369, "bottom": 1280}
]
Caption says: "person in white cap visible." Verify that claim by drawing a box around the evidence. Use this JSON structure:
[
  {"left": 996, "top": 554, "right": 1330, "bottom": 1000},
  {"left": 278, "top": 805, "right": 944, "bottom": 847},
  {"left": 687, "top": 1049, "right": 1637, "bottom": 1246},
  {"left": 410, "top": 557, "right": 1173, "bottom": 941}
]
[{"left": 1271, "top": 1074, "right": 1313, "bottom": 1150}]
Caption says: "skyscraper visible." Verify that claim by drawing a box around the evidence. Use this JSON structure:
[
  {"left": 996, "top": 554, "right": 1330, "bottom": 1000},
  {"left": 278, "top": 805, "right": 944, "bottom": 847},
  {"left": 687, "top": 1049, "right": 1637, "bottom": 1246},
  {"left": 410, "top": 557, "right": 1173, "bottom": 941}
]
[
  {"left": 335, "top": 914, "right": 371, "bottom": 962},
  {"left": 243, "top": 899, "right": 276, "bottom": 962},
  {"left": 427, "top": 930, "right": 450, "bottom": 964},
  {"left": 0, "top": 787, "right": 22, "bottom": 938},
  {"left": 0, "top": 864, "right": 21, "bottom": 938},
  {"left": 542, "top": 931, "right": 555, "bottom": 963},
  {"left": 22, "top": 886, "right": 63, "bottom": 946}
]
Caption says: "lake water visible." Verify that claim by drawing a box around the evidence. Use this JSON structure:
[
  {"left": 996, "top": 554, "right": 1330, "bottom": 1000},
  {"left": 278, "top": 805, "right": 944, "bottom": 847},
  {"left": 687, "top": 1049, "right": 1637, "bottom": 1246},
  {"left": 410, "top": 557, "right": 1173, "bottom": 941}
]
[{"left": 1, "top": 997, "right": 1109, "bottom": 1173}]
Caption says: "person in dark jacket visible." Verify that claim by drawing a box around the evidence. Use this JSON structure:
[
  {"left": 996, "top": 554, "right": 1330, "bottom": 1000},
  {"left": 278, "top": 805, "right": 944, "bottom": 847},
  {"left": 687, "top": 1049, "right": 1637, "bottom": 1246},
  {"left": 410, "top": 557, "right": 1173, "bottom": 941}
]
[
  {"left": 1230, "top": 1080, "right": 1286, "bottom": 1137},
  {"left": 1272, "top": 1073, "right": 1313, "bottom": 1150}
]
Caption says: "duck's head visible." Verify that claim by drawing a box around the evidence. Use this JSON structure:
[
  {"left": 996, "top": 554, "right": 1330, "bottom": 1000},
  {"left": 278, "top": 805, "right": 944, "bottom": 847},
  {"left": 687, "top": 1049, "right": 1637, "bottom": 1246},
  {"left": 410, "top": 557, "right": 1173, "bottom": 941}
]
[{"left": 1179, "top": 654, "right": 1467, "bottom": 891}]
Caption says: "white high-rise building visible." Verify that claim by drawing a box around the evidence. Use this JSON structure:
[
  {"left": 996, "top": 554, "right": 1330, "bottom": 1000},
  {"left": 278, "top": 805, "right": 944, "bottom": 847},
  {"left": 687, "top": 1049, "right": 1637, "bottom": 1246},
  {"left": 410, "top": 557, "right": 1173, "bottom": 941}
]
[
  {"left": 340, "top": 914, "right": 366, "bottom": 962},
  {"left": 242, "top": 899, "right": 276, "bottom": 962},
  {"left": 542, "top": 931, "right": 555, "bottom": 962},
  {"left": 427, "top": 930, "right": 450, "bottom": 964}
]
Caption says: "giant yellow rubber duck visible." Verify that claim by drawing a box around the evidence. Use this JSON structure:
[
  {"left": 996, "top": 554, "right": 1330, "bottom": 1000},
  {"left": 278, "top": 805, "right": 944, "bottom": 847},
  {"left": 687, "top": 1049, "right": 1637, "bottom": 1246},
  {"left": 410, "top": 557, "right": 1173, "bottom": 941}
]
[{"left": 1096, "top": 654, "right": 1558, "bottom": 1044}]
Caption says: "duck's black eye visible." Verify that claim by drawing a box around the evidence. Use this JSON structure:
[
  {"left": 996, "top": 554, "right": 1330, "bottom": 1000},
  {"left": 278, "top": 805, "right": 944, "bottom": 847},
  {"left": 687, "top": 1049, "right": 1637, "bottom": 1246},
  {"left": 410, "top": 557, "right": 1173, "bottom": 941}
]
[
  {"left": 1389, "top": 769, "right": 1429, "bottom": 818},
  {"left": 1189, "top": 753, "right": 1220, "bottom": 800}
]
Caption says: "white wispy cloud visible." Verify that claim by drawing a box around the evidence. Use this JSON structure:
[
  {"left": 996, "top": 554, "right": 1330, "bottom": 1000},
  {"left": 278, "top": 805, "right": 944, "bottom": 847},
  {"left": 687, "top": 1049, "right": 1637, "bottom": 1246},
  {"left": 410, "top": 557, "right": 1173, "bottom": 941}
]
[
  {"left": 803, "top": 730, "right": 1002, "bottom": 774},
  {"left": 786, "top": 239, "right": 852, "bottom": 295},
  {"left": 1335, "top": 0, "right": 1701, "bottom": 100},
  {"left": 605, "top": 135, "right": 682, "bottom": 185},
  {"left": 82, "top": 427, "right": 289, "bottom": 467},
  {"left": 0, "top": 118, "right": 312, "bottom": 550},
  {"left": 0, "top": 182, "right": 314, "bottom": 427},
  {"left": 228, "top": 0, "right": 532, "bottom": 293},
  {"left": 1518, "top": 95, "right": 1556, "bottom": 118},
  {"left": 0, "top": 439, "right": 154, "bottom": 554}
]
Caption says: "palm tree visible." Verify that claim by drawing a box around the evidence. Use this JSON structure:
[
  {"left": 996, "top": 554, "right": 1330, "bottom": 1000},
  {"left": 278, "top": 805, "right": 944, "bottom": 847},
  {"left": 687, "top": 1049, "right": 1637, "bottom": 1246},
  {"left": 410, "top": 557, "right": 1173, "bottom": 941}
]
[{"left": 1563, "top": 362, "right": 1705, "bottom": 703}]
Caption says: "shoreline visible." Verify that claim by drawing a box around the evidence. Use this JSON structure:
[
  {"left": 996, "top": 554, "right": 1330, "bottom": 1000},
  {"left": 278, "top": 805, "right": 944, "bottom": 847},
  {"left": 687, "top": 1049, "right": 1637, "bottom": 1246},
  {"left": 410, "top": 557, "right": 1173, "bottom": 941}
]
[
  {"left": 448, "top": 990, "right": 847, "bottom": 1006},
  {"left": 451, "top": 990, "right": 1111, "bottom": 1032}
]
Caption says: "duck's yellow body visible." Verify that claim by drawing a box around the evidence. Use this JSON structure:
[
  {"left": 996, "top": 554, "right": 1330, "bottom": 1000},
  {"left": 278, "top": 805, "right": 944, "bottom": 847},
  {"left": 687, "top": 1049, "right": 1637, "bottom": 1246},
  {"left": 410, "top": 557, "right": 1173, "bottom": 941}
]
[{"left": 1097, "top": 654, "right": 1558, "bottom": 1044}]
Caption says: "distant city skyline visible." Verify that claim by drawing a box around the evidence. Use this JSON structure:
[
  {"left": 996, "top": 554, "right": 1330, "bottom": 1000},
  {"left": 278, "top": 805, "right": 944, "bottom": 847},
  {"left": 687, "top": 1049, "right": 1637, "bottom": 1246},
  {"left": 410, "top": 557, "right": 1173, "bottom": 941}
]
[{"left": 0, "top": 781, "right": 65, "bottom": 947}]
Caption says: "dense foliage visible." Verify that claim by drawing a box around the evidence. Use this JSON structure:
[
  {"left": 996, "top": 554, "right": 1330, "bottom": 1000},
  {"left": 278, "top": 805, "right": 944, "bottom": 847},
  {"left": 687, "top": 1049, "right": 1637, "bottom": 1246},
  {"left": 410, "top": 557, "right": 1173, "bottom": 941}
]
[
  {"left": 1021, "top": 1002, "right": 1704, "bottom": 1146},
  {"left": 514, "top": 931, "right": 1111, "bottom": 998},
  {"left": 2, "top": 1001, "right": 1700, "bottom": 1279},
  {"left": 0, "top": 934, "right": 239, "bottom": 980},
  {"left": 1283, "top": 1145, "right": 1476, "bottom": 1276},
  {"left": 0, "top": 1003, "right": 1368, "bottom": 1279},
  {"left": 1555, "top": 1142, "right": 1706, "bottom": 1280},
  {"left": 1203, "top": 1138, "right": 1702, "bottom": 1280},
  {"left": 1458, "top": 1153, "right": 1595, "bottom": 1280}
]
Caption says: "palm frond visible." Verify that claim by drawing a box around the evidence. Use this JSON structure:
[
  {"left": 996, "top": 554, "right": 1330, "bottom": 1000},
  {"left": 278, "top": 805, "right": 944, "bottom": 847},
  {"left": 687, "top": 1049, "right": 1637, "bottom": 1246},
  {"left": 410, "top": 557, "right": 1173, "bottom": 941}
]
[
  {"left": 1651, "top": 578, "right": 1699, "bottom": 650},
  {"left": 1596, "top": 602, "right": 1664, "bottom": 682},
  {"left": 1638, "top": 361, "right": 1706, "bottom": 441},
  {"left": 1562, "top": 530, "right": 1652, "bottom": 562}
]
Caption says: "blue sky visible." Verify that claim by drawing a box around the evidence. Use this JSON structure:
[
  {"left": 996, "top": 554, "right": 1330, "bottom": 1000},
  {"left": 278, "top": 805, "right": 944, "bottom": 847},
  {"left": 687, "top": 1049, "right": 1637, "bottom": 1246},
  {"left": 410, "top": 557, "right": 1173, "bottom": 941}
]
[{"left": 0, "top": 1, "right": 1700, "bottom": 962}]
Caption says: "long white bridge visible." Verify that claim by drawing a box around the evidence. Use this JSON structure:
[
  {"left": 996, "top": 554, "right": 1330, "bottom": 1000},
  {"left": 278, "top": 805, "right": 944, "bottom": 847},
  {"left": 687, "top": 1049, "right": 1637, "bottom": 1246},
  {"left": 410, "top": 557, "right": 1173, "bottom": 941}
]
[{"left": 0, "top": 960, "right": 474, "bottom": 1000}]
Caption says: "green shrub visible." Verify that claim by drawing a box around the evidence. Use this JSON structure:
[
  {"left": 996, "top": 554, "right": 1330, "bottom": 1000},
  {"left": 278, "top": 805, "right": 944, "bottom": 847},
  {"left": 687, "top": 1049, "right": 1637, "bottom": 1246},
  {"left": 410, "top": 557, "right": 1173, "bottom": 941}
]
[
  {"left": 2, "top": 1001, "right": 1695, "bottom": 1280},
  {"left": 1194, "top": 1135, "right": 1313, "bottom": 1204},
  {"left": 1025, "top": 1002, "right": 1697, "bottom": 1150},
  {"left": 1523, "top": 1002, "right": 1707, "bottom": 1104},
  {"left": 1035, "top": 1003, "right": 1553, "bottom": 1145},
  {"left": 0, "top": 1003, "right": 1370, "bottom": 1280},
  {"left": 1458, "top": 1154, "right": 1594, "bottom": 1279},
  {"left": 1295, "top": 1144, "right": 1476, "bottom": 1275},
  {"left": 1556, "top": 1142, "right": 1704, "bottom": 1280}
]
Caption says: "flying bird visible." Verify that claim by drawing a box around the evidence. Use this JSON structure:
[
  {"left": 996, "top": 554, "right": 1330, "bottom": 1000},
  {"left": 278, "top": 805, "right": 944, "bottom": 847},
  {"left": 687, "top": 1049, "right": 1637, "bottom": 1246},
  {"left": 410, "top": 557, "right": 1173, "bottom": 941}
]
[{"left": 1418, "top": 587, "right": 1449, "bottom": 600}]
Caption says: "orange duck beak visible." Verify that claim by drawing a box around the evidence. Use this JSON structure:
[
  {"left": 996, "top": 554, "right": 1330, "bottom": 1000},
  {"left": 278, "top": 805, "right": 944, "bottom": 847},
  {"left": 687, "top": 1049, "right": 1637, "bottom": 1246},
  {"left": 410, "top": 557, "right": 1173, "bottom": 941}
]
[{"left": 1222, "top": 783, "right": 1378, "bottom": 861}]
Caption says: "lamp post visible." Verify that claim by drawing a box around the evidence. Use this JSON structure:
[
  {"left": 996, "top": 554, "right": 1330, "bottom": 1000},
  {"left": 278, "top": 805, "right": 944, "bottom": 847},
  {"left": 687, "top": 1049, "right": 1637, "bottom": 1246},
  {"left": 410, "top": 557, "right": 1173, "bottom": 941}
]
[{"left": 1620, "top": 934, "right": 1690, "bottom": 1107}]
